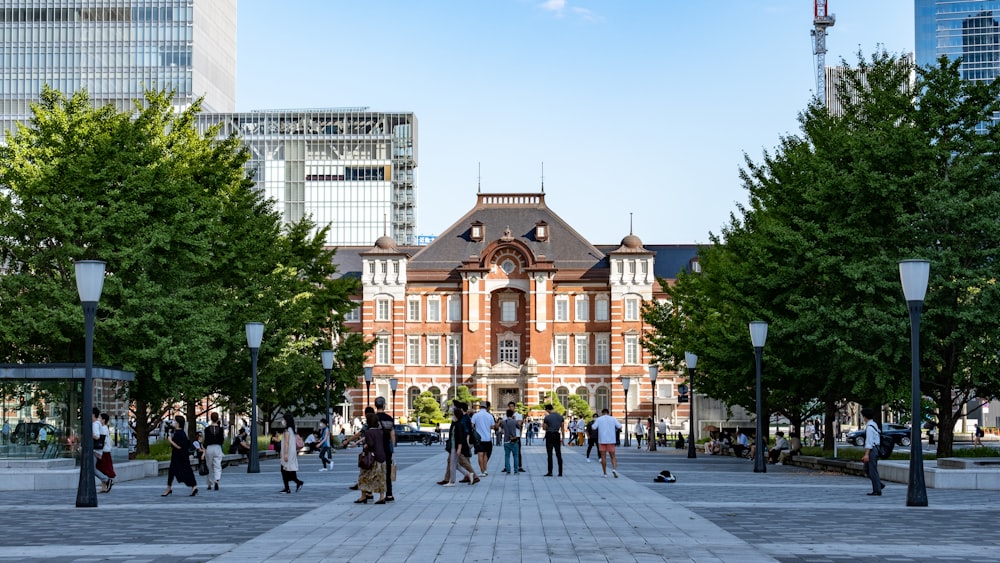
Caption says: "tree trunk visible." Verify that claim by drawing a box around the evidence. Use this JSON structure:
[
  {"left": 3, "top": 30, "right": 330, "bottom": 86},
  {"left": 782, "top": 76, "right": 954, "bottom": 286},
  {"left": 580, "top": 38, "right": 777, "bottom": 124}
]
[
  {"left": 788, "top": 412, "right": 802, "bottom": 442},
  {"left": 936, "top": 393, "right": 955, "bottom": 458},
  {"left": 823, "top": 400, "right": 837, "bottom": 450},
  {"left": 185, "top": 401, "right": 197, "bottom": 438},
  {"left": 134, "top": 400, "right": 151, "bottom": 456}
]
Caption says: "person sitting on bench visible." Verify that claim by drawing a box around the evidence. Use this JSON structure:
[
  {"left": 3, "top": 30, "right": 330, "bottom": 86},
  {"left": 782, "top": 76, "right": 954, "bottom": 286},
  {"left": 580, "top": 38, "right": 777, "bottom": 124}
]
[{"left": 768, "top": 431, "right": 790, "bottom": 464}]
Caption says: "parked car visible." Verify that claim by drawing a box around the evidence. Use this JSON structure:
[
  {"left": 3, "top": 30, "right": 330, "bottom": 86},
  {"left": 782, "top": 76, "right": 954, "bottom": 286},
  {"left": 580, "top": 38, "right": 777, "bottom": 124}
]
[
  {"left": 394, "top": 424, "right": 440, "bottom": 445},
  {"left": 11, "top": 422, "right": 59, "bottom": 445},
  {"left": 846, "top": 423, "right": 911, "bottom": 447}
]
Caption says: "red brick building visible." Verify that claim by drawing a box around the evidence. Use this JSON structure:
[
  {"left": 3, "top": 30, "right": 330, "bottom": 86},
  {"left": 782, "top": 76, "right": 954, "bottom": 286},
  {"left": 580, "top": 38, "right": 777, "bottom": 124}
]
[{"left": 335, "top": 192, "right": 699, "bottom": 429}]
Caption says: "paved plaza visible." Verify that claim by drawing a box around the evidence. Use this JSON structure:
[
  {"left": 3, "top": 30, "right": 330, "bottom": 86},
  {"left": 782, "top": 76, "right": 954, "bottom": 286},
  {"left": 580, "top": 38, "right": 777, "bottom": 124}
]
[{"left": 1, "top": 440, "right": 999, "bottom": 562}]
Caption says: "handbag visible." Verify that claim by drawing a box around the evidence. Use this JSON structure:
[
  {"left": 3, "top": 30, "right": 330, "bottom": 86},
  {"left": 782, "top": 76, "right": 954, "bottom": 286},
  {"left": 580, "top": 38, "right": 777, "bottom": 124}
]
[
  {"left": 358, "top": 446, "right": 375, "bottom": 470},
  {"left": 198, "top": 457, "right": 209, "bottom": 476},
  {"left": 390, "top": 461, "right": 397, "bottom": 481}
]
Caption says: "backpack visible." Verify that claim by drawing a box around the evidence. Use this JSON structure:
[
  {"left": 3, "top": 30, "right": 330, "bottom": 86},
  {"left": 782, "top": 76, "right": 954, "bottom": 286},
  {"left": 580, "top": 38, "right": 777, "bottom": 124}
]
[
  {"left": 294, "top": 433, "right": 304, "bottom": 450},
  {"left": 870, "top": 422, "right": 894, "bottom": 458},
  {"left": 465, "top": 417, "right": 481, "bottom": 447}
]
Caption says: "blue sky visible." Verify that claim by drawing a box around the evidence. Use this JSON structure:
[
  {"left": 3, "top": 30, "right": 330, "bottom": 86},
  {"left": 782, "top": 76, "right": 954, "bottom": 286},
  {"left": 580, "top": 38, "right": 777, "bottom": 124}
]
[{"left": 237, "top": 1, "right": 914, "bottom": 245}]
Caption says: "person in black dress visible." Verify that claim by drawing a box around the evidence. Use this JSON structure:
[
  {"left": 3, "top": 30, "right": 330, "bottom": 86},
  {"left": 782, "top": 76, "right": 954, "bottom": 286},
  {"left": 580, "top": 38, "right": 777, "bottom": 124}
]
[{"left": 162, "top": 415, "right": 198, "bottom": 497}]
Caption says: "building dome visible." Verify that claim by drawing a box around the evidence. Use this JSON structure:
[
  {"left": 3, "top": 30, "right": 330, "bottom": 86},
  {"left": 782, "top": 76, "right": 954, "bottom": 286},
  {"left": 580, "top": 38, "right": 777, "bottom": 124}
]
[
  {"left": 374, "top": 235, "right": 397, "bottom": 250},
  {"left": 620, "top": 233, "right": 643, "bottom": 250}
]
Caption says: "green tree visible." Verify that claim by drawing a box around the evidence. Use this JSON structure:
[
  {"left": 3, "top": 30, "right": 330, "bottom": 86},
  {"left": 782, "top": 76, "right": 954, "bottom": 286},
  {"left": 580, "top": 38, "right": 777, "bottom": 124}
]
[
  {"left": 565, "top": 394, "right": 593, "bottom": 421},
  {"left": 412, "top": 391, "right": 446, "bottom": 424}
]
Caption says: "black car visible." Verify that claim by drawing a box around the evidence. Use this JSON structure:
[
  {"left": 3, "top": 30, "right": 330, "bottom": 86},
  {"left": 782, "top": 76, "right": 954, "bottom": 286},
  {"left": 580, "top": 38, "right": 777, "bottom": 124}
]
[
  {"left": 846, "top": 423, "right": 911, "bottom": 447},
  {"left": 11, "top": 422, "right": 59, "bottom": 445},
  {"left": 394, "top": 424, "right": 440, "bottom": 445}
]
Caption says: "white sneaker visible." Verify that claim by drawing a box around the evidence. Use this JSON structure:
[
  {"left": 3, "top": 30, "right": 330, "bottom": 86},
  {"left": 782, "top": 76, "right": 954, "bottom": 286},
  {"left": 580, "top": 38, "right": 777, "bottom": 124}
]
[
  {"left": 602, "top": 473, "right": 608, "bottom": 478},
  {"left": 442, "top": 482, "right": 456, "bottom": 487},
  {"left": 612, "top": 470, "right": 618, "bottom": 478},
  {"left": 318, "top": 468, "right": 327, "bottom": 472},
  {"left": 586, "top": 458, "right": 591, "bottom": 463},
  {"left": 482, "top": 472, "right": 488, "bottom": 476}
]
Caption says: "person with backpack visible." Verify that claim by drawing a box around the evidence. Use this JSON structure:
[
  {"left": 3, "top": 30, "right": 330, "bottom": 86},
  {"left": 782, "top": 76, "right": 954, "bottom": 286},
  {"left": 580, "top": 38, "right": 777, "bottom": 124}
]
[{"left": 861, "top": 408, "right": 885, "bottom": 496}]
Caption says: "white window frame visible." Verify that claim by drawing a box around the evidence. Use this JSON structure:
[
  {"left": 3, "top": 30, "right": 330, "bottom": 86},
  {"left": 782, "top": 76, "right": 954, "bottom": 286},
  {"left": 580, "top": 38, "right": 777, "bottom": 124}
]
[
  {"left": 501, "top": 300, "right": 517, "bottom": 323},
  {"left": 575, "top": 335, "right": 589, "bottom": 365},
  {"left": 427, "top": 296, "right": 441, "bottom": 322},
  {"left": 555, "top": 335, "right": 569, "bottom": 364},
  {"left": 499, "top": 338, "right": 519, "bottom": 364},
  {"left": 595, "top": 296, "right": 609, "bottom": 321},
  {"left": 343, "top": 303, "right": 360, "bottom": 322},
  {"left": 596, "top": 335, "right": 609, "bottom": 365},
  {"left": 427, "top": 336, "right": 441, "bottom": 365},
  {"left": 376, "top": 335, "right": 390, "bottom": 364},
  {"left": 624, "top": 296, "right": 640, "bottom": 321},
  {"left": 407, "top": 336, "right": 421, "bottom": 365},
  {"left": 376, "top": 298, "right": 391, "bottom": 322},
  {"left": 448, "top": 295, "right": 462, "bottom": 321},
  {"left": 624, "top": 334, "right": 639, "bottom": 365},
  {"left": 407, "top": 297, "right": 421, "bottom": 322},
  {"left": 575, "top": 295, "right": 589, "bottom": 322},
  {"left": 555, "top": 297, "right": 569, "bottom": 322},
  {"left": 447, "top": 335, "right": 461, "bottom": 366}
]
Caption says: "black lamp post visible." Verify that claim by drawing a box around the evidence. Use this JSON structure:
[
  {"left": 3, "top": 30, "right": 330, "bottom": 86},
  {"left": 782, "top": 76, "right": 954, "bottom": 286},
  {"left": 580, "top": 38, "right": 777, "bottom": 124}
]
[
  {"left": 648, "top": 365, "right": 658, "bottom": 451},
  {"left": 74, "top": 259, "right": 105, "bottom": 508},
  {"left": 364, "top": 367, "right": 373, "bottom": 408},
  {"left": 389, "top": 378, "right": 399, "bottom": 423},
  {"left": 685, "top": 351, "right": 698, "bottom": 459},
  {"left": 245, "top": 322, "right": 264, "bottom": 474},
  {"left": 749, "top": 320, "right": 768, "bottom": 474},
  {"left": 899, "top": 259, "right": 930, "bottom": 507},
  {"left": 322, "top": 349, "right": 334, "bottom": 428},
  {"left": 622, "top": 377, "right": 631, "bottom": 447}
]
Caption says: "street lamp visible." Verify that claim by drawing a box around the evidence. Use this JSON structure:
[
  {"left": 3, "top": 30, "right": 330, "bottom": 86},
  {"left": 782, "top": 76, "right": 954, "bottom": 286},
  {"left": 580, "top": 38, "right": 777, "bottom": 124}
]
[
  {"left": 364, "top": 366, "right": 373, "bottom": 408},
  {"left": 389, "top": 378, "right": 399, "bottom": 423},
  {"left": 622, "top": 377, "right": 631, "bottom": 447},
  {"left": 749, "top": 320, "right": 768, "bottom": 474},
  {"left": 321, "top": 349, "right": 335, "bottom": 430},
  {"left": 74, "top": 259, "right": 105, "bottom": 508},
  {"left": 900, "top": 259, "right": 930, "bottom": 507},
  {"left": 245, "top": 322, "right": 264, "bottom": 474},
  {"left": 648, "top": 365, "right": 658, "bottom": 451},
  {"left": 685, "top": 351, "right": 698, "bottom": 459}
]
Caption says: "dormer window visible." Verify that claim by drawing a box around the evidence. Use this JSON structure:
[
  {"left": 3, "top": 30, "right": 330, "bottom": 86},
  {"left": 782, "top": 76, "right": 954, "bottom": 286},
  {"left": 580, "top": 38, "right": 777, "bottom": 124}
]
[
  {"left": 690, "top": 258, "right": 701, "bottom": 273},
  {"left": 535, "top": 221, "right": 549, "bottom": 242},
  {"left": 470, "top": 221, "right": 484, "bottom": 242}
]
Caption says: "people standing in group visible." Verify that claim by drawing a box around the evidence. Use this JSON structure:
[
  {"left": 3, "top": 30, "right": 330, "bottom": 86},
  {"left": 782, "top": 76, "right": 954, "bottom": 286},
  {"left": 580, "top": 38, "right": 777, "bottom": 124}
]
[
  {"left": 91, "top": 408, "right": 112, "bottom": 493},
  {"left": 542, "top": 404, "right": 564, "bottom": 477},
  {"left": 861, "top": 408, "right": 884, "bottom": 496},
  {"left": 374, "top": 397, "right": 396, "bottom": 501},
  {"left": 162, "top": 414, "right": 198, "bottom": 497},
  {"left": 471, "top": 401, "right": 495, "bottom": 476},
  {"left": 507, "top": 401, "right": 524, "bottom": 472},
  {"left": 344, "top": 407, "right": 375, "bottom": 491},
  {"left": 97, "top": 413, "right": 116, "bottom": 489},
  {"left": 279, "top": 413, "right": 304, "bottom": 494},
  {"left": 634, "top": 419, "right": 645, "bottom": 449},
  {"left": 498, "top": 409, "right": 521, "bottom": 474},
  {"left": 442, "top": 401, "right": 478, "bottom": 486},
  {"left": 317, "top": 418, "right": 333, "bottom": 471},
  {"left": 585, "top": 413, "right": 599, "bottom": 462},
  {"left": 355, "top": 411, "right": 388, "bottom": 504},
  {"left": 203, "top": 412, "right": 225, "bottom": 490},
  {"left": 592, "top": 408, "right": 623, "bottom": 478}
]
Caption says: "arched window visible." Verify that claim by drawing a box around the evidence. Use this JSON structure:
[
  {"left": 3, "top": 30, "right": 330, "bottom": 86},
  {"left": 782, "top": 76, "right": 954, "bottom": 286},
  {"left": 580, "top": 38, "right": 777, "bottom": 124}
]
[
  {"left": 408, "top": 386, "right": 421, "bottom": 410},
  {"left": 576, "top": 386, "right": 589, "bottom": 405},
  {"left": 556, "top": 386, "right": 569, "bottom": 409},
  {"left": 596, "top": 386, "right": 609, "bottom": 412},
  {"left": 428, "top": 386, "right": 441, "bottom": 405}
]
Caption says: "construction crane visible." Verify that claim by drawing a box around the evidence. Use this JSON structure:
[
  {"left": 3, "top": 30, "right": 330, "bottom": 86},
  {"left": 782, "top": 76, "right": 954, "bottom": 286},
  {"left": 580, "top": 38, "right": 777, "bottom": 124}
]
[{"left": 811, "top": 0, "right": 836, "bottom": 105}]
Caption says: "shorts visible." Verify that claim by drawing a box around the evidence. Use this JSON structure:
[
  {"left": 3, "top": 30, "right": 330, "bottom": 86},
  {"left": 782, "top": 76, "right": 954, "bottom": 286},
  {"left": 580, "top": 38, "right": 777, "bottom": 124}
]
[
  {"left": 598, "top": 443, "right": 616, "bottom": 454},
  {"left": 475, "top": 442, "right": 493, "bottom": 456}
]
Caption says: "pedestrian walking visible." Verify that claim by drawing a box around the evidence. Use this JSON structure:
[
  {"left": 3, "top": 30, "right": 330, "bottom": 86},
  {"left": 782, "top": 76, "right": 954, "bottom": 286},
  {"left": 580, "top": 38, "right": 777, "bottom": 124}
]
[
  {"left": 317, "top": 418, "right": 333, "bottom": 471},
  {"left": 374, "top": 397, "right": 396, "bottom": 501},
  {"left": 91, "top": 408, "right": 112, "bottom": 493},
  {"left": 162, "top": 415, "right": 198, "bottom": 497},
  {"left": 542, "top": 404, "right": 564, "bottom": 477},
  {"left": 96, "top": 413, "right": 116, "bottom": 486},
  {"left": 203, "top": 412, "right": 225, "bottom": 490},
  {"left": 585, "top": 414, "right": 599, "bottom": 462},
  {"left": 592, "top": 408, "right": 623, "bottom": 478},
  {"left": 861, "top": 408, "right": 884, "bottom": 496},
  {"left": 634, "top": 419, "right": 645, "bottom": 449},
  {"left": 279, "top": 413, "right": 304, "bottom": 493}
]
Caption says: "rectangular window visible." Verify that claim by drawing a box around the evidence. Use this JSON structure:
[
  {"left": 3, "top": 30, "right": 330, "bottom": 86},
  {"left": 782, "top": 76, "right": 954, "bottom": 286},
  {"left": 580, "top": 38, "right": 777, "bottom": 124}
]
[
  {"left": 624, "top": 297, "right": 639, "bottom": 321},
  {"left": 407, "top": 298, "right": 421, "bottom": 322},
  {"left": 625, "top": 335, "right": 639, "bottom": 365},
  {"left": 447, "top": 335, "right": 460, "bottom": 366},
  {"left": 555, "top": 297, "right": 569, "bottom": 321},
  {"left": 596, "top": 336, "right": 609, "bottom": 364},
  {"left": 376, "top": 299, "right": 391, "bottom": 321},
  {"left": 575, "top": 336, "right": 589, "bottom": 365},
  {"left": 596, "top": 298, "right": 609, "bottom": 321},
  {"left": 376, "top": 335, "right": 390, "bottom": 364},
  {"left": 343, "top": 303, "right": 360, "bottom": 322},
  {"left": 407, "top": 336, "right": 421, "bottom": 365},
  {"left": 427, "top": 337, "right": 441, "bottom": 365},
  {"left": 555, "top": 336, "right": 569, "bottom": 364},
  {"left": 575, "top": 296, "right": 589, "bottom": 322},
  {"left": 499, "top": 338, "right": 519, "bottom": 364},
  {"left": 448, "top": 295, "right": 462, "bottom": 321},
  {"left": 427, "top": 297, "right": 441, "bottom": 322},
  {"left": 501, "top": 301, "right": 516, "bottom": 322}
]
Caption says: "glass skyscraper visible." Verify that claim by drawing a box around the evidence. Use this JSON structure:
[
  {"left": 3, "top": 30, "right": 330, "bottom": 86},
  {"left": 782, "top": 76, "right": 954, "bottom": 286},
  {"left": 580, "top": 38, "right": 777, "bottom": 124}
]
[
  {"left": 0, "top": 1, "right": 236, "bottom": 138},
  {"left": 916, "top": 0, "right": 1000, "bottom": 81}
]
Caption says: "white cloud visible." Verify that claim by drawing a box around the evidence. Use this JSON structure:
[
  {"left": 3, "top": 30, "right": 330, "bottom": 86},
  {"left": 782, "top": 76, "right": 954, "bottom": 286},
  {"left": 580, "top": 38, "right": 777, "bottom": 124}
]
[
  {"left": 540, "top": 0, "right": 598, "bottom": 21},
  {"left": 541, "top": 0, "right": 567, "bottom": 12}
]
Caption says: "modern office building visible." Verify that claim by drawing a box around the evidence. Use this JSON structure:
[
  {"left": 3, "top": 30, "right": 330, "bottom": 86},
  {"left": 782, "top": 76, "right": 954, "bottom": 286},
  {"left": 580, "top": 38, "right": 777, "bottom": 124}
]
[
  {"left": 197, "top": 109, "right": 418, "bottom": 247},
  {"left": 916, "top": 0, "right": 1000, "bottom": 81},
  {"left": 824, "top": 54, "right": 915, "bottom": 116},
  {"left": 332, "top": 191, "right": 703, "bottom": 433},
  {"left": 0, "top": 1, "right": 237, "bottom": 139}
]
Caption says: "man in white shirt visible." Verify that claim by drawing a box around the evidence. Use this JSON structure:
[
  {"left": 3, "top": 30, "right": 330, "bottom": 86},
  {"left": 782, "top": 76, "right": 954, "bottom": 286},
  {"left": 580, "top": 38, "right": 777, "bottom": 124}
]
[
  {"left": 471, "top": 401, "right": 495, "bottom": 476},
  {"left": 91, "top": 408, "right": 111, "bottom": 492},
  {"left": 591, "top": 409, "right": 623, "bottom": 478},
  {"left": 861, "top": 408, "right": 884, "bottom": 496}
]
